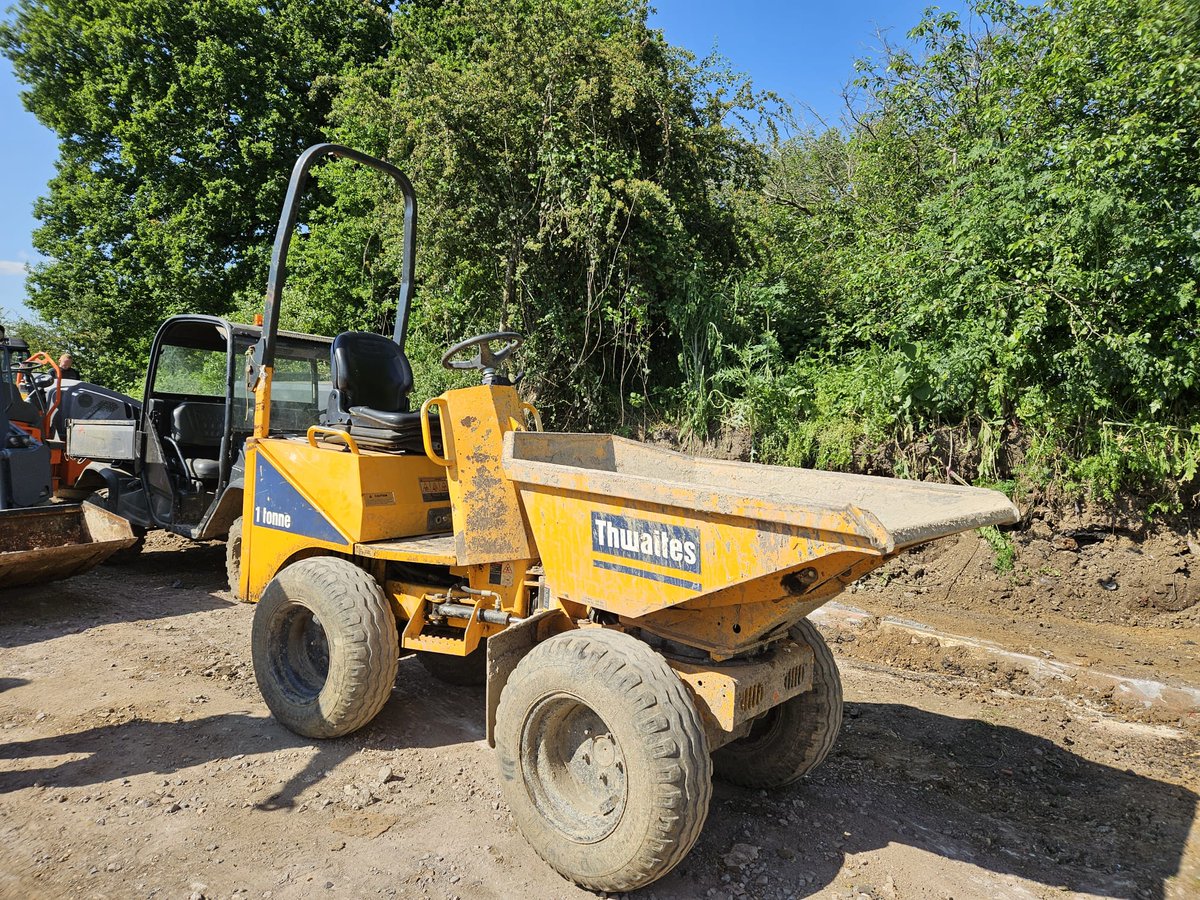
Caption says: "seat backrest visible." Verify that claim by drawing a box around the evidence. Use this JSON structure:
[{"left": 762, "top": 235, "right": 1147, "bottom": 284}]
[
  {"left": 0, "top": 380, "right": 42, "bottom": 428},
  {"left": 171, "top": 402, "right": 226, "bottom": 448},
  {"left": 330, "top": 331, "right": 413, "bottom": 415}
]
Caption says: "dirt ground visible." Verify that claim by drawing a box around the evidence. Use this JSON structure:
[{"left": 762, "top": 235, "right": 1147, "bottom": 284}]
[
  {"left": 1, "top": 530, "right": 1198, "bottom": 900},
  {"left": 847, "top": 526, "right": 1200, "bottom": 688}
]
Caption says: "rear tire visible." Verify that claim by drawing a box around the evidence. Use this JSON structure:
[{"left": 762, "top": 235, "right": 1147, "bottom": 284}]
[
  {"left": 417, "top": 640, "right": 487, "bottom": 686},
  {"left": 251, "top": 557, "right": 398, "bottom": 739},
  {"left": 495, "top": 628, "right": 711, "bottom": 892},
  {"left": 712, "top": 618, "right": 843, "bottom": 788},
  {"left": 226, "top": 516, "right": 243, "bottom": 600}
]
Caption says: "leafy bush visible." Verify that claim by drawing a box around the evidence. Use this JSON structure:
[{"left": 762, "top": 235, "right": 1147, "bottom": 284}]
[{"left": 699, "top": 0, "right": 1200, "bottom": 508}]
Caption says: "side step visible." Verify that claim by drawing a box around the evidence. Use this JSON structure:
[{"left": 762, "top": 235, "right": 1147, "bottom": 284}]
[{"left": 401, "top": 596, "right": 486, "bottom": 656}]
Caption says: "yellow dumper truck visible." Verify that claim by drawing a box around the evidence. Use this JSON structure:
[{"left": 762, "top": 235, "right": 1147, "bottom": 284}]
[{"left": 238, "top": 145, "right": 1019, "bottom": 891}]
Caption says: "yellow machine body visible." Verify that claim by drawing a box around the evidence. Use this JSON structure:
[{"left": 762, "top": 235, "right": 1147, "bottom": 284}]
[
  {"left": 240, "top": 366, "right": 1018, "bottom": 741},
  {"left": 501, "top": 429, "right": 1020, "bottom": 660},
  {"left": 239, "top": 430, "right": 451, "bottom": 601},
  {"left": 240, "top": 383, "right": 540, "bottom": 660}
]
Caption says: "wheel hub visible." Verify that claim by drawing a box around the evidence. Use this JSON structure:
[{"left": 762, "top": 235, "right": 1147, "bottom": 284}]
[
  {"left": 274, "top": 605, "right": 330, "bottom": 701},
  {"left": 521, "top": 694, "right": 628, "bottom": 843}
]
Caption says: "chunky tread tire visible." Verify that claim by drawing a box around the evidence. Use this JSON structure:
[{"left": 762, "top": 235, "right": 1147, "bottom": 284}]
[
  {"left": 713, "top": 618, "right": 843, "bottom": 789},
  {"left": 251, "top": 557, "right": 398, "bottom": 739},
  {"left": 495, "top": 628, "right": 711, "bottom": 892},
  {"left": 417, "top": 640, "right": 486, "bottom": 686},
  {"left": 226, "top": 516, "right": 243, "bottom": 600}
]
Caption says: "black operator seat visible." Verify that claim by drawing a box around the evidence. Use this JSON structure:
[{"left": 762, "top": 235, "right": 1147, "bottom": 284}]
[
  {"left": 326, "top": 331, "right": 426, "bottom": 452},
  {"left": 0, "top": 381, "right": 41, "bottom": 428},
  {"left": 170, "top": 402, "right": 225, "bottom": 480}
]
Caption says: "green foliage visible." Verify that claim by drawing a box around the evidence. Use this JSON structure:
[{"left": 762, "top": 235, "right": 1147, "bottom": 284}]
[
  {"left": 718, "top": 0, "right": 1200, "bottom": 505},
  {"left": 1, "top": 0, "right": 392, "bottom": 390},
  {"left": 283, "top": 0, "right": 774, "bottom": 427},
  {"left": 4, "top": 317, "right": 81, "bottom": 365},
  {"left": 978, "top": 526, "right": 1016, "bottom": 574}
]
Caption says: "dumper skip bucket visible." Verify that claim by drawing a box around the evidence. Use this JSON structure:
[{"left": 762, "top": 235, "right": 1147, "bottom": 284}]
[{"left": 504, "top": 431, "right": 1019, "bottom": 624}]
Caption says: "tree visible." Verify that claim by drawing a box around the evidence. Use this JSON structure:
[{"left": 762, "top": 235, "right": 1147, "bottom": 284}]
[
  {"left": 282, "top": 0, "right": 773, "bottom": 425},
  {"left": 1, "top": 0, "right": 393, "bottom": 388},
  {"left": 733, "top": 0, "right": 1200, "bottom": 496}
]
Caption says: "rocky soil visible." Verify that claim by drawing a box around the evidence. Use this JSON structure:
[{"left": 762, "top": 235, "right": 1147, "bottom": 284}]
[{"left": 0, "top": 530, "right": 1197, "bottom": 900}]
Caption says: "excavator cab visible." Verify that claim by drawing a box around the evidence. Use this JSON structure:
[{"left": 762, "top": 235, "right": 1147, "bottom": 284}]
[{"left": 0, "top": 331, "right": 137, "bottom": 587}]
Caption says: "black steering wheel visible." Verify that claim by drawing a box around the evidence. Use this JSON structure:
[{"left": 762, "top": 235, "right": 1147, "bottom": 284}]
[
  {"left": 9, "top": 361, "right": 54, "bottom": 406},
  {"left": 440, "top": 331, "right": 524, "bottom": 384},
  {"left": 11, "top": 363, "right": 52, "bottom": 386}
]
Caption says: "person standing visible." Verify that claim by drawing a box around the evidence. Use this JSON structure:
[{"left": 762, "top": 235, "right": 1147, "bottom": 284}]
[{"left": 58, "top": 353, "right": 81, "bottom": 380}]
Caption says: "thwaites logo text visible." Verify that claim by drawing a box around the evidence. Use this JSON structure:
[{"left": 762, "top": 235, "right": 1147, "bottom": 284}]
[{"left": 591, "top": 512, "right": 700, "bottom": 574}]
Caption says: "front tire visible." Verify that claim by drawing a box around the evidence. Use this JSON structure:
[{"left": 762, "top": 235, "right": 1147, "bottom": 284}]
[
  {"left": 495, "top": 628, "right": 711, "bottom": 892},
  {"left": 712, "top": 618, "right": 843, "bottom": 788},
  {"left": 251, "top": 557, "right": 398, "bottom": 739}
]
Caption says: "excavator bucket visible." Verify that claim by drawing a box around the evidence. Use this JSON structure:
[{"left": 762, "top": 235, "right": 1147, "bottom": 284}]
[{"left": 0, "top": 502, "right": 138, "bottom": 589}]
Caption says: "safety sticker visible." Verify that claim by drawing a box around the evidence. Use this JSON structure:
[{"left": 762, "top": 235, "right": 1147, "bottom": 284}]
[
  {"left": 489, "top": 561, "right": 515, "bottom": 587},
  {"left": 419, "top": 477, "right": 450, "bottom": 503}
]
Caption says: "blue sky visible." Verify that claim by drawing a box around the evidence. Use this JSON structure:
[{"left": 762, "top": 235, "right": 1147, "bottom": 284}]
[{"left": 0, "top": 0, "right": 967, "bottom": 322}]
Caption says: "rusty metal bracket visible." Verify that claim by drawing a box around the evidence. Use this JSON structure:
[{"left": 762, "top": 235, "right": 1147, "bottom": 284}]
[
  {"left": 484, "top": 608, "right": 568, "bottom": 747},
  {"left": 668, "top": 639, "right": 815, "bottom": 750}
]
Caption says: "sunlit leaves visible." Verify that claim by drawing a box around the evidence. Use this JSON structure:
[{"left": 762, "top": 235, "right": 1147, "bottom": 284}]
[{"left": 1, "top": 0, "right": 392, "bottom": 388}]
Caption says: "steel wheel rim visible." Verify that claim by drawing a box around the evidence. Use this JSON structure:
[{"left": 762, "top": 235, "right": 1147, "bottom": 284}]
[
  {"left": 273, "top": 604, "right": 330, "bottom": 702},
  {"left": 520, "top": 692, "right": 628, "bottom": 844}
]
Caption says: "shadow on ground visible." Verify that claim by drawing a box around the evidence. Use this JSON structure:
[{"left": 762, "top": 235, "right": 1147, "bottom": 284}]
[
  {"left": 0, "top": 669, "right": 1192, "bottom": 898},
  {"left": 0, "top": 656, "right": 481, "bottom": 809},
  {"left": 658, "top": 701, "right": 1196, "bottom": 900},
  {"left": 0, "top": 541, "right": 230, "bottom": 649}
]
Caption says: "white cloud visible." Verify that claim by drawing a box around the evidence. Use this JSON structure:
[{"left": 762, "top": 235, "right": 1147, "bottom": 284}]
[{"left": 0, "top": 260, "right": 28, "bottom": 276}]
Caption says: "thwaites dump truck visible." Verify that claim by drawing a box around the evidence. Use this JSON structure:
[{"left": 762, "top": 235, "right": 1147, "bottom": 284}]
[{"left": 240, "top": 145, "right": 1019, "bottom": 892}]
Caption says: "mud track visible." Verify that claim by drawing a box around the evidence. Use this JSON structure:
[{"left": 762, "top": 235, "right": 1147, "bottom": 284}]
[{"left": 1, "top": 532, "right": 1197, "bottom": 899}]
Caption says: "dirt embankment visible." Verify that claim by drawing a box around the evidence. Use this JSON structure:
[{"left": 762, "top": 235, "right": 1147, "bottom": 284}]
[{"left": 844, "top": 521, "right": 1198, "bottom": 688}]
